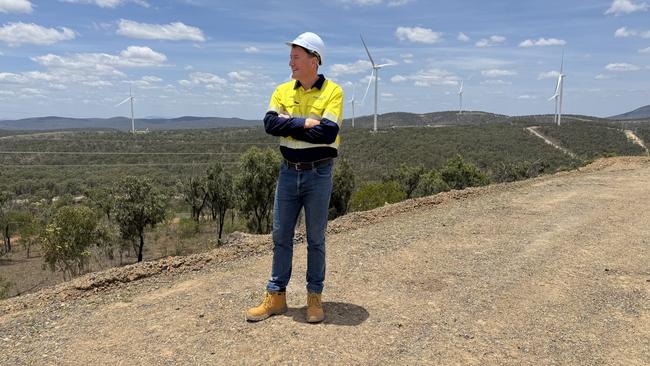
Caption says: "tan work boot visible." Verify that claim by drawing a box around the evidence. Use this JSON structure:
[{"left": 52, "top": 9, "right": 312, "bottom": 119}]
[
  {"left": 246, "top": 291, "right": 287, "bottom": 322},
  {"left": 306, "top": 292, "right": 324, "bottom": 323}
]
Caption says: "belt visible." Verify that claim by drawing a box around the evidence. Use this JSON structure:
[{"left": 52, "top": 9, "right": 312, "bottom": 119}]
[{"left": 284, "top": 158, "right": 333, "bottom": 171}]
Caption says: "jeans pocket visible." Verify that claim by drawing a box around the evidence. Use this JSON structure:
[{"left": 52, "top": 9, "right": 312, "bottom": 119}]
[{"left": 314, "top": 163, "right": 333, "bottom": 178}]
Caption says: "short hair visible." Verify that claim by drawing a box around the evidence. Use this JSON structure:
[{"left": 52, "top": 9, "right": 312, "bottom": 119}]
[{"left": 292, "top": 44, "right": 321, "bottom": 65}]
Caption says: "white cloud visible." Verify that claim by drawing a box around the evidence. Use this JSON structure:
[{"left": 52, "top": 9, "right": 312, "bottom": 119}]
[
  {"left": 481, "top": 69, "right": 517, "bottom": 77},
  {"left": 60, "top": 0, "right": 150, "bottom": 8},
  {"left": 336, "top": 0, "right": 412, "bottom": 6},
  {"left": 244, "top": 46, "right": 259, "bottom": 53},
  {"left": 538, "top": 71, "right": 560, "bottom": 80},
  {"left": 142, "top": 75, "right": 162, "bottom": 83},
  {"left": 639, "top": 47, "right": 650, "bottom": 53},
  {"left": 119, "top": 46, "right": 167, "bottom": 65},
  {"left": 395, "top": 26, "right": 443, "bottom": 44},
  {"left": 387, "top": 0, "right": 413, "bottom": 6},
  {"left": 594, "top": 74, "right": 612, "bottom": 79},
  {"left": 517, "top": 95, "right": 536, "bottom": 100},
  {"left": 480, "top": 79, "right": 511, "bottom": 85},
  {"left": 475, "top": 35, "right": 505, "bottom": 47},
  {"left": 0, "top": 0, "right": 33, "bottom": 13},
  {"left": 328, "top": 59, "right": 372, "bottom": 77},
  {"left": 519, "top": 38, "right": 566, "bottom": 47},
  {"left": 605, "top": 0, "right": 648, "bottom": 15},
  {"left": 400, "top": 53, "right": 413, "bottom": 64},
  {"left": 31, "top": 46, "right": 167, "bottom": 83},
  {"left": 615, "top": 27, "right": 635, "bottom": 37},
  {"left": 82, "top": 80, "right": 113, "bottom": 87},
  {"left": 0, "top": 22, "right": 76, "bottom": 46},
  {"left": 117, "top": 19, "right": 205, "bottom": 42},
  {"left": 0, "top": 72, "right": 28, "bottom": 83},
  {"left": 605, "top": 62, "right": 641, "bottom": 71},
  {"left": 180, "top": 72, "right": 227, "bottom": 87},
  {"left": 391, "top": 68, "right": 458, "bottom": 87},
  {"left": 614, "top": 27, "right": 650, "bottom": 38},
  {"left": 336, "top": 0, "right": 382, "bottom": 6},
  {"left": 227, "top": 71, "right": 253, "bottom": 81},
  {"left": 457, "top": 32, "right": 470, "bottom": 42}
]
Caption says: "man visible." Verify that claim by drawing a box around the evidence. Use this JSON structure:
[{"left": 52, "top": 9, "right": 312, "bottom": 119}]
[{"left": 246, "top": 32, "right": 343, "bottom": 323}]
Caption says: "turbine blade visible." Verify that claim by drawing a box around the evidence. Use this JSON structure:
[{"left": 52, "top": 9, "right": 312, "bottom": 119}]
[
  {"left": 560, "top": 48, "right": 564, "bottom": 74},
  {"left": 115, "top": 97, "right": 131, "bottom": 107},
  {"left": 554, "top": 76, "right": 561, "bottom": 95},
  {"left": 459, "top": 80, "right": 464, "bottom": 93},
  {"left": 360, "top": 69, "right": 374, "bottom": 105},
  {"left": 360, "top": 35, "right": 376, "bottom": 67},
  {"left": 376, "top": 63, "right": 394, "bottom": 68},
  {"left": 548, "top": 94, "right": 559, "bottom": 101}
]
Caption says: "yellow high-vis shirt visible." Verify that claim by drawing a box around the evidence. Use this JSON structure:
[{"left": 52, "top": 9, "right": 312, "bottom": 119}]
[{"left": 265, "top": 74, "right": 343, "bottom": 163}]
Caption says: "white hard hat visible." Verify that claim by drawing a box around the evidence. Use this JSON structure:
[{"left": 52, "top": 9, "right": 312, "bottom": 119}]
[{"left": 286, "top": 32, "right": 324, "bottom": 65}]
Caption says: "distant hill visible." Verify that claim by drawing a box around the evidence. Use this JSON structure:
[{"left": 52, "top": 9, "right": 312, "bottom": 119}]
[
  {"left": 2, "top": 109, "right": 647, "bottom": 132},
  {"left": 343, "top": 111, "right": 616, "bottom": 129},
  {"left": 608, "top": 105, "right": 650, "bottom": 120},
  {"left": 0, "top": 116, "right": 260, "bottom": 131}
]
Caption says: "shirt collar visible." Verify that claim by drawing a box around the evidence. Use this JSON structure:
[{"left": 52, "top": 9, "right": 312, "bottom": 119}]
[{"left": 293, "top": 74, "right": 326, "bottom": 90}]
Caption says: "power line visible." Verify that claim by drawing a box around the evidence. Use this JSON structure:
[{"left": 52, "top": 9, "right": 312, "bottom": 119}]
[
  {"left": 0, "top": 162, "right": 239, "bottom": 168},
  {"left": 0, "top": 151, "right": 240, "bottom": 155}
]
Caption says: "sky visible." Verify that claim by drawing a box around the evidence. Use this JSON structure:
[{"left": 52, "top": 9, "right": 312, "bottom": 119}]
[{"left": 0, "top": 0, "right": 649, "bottom": 120}]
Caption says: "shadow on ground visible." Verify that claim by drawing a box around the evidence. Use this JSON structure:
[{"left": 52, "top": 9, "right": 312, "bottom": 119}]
[{"left": 287, "top": 302, "right": 369, "bottom": 326}]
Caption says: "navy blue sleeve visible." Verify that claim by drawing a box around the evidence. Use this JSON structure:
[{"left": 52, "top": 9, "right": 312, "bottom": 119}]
[
  {"left": 263, "top": 111, "right": 306, "bottom": 137},
  {"left": 292, "top": 118, "right": 339, "bottom": 144}
]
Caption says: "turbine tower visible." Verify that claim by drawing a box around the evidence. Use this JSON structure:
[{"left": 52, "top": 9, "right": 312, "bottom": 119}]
[
  {"left": 458, "top": 80, "right": 464, "bottom": 114},
  {"left": 360, "top": 35, "right": 394, "bottom": 132},
  {"left": 116, "top": 87, "right": 135, "bottom": 133},
  {"left": 548, "top": 50, "right": 565, "bottom": 126},
  {"left": 348, "top": 84, "right": 356, "bottom": 128}
]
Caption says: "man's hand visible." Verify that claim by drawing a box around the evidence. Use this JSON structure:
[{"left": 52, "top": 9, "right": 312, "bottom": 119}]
[{"left": 304, "top": 118, "right": 321, "bottom": 129}]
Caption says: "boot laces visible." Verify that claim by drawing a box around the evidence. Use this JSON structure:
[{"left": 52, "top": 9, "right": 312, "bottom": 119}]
[{"left": 262, "top": 292, "right": 274, "bottom": 308}]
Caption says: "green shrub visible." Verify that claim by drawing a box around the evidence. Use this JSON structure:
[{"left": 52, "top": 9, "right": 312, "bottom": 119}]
[
  {"left": 440, "top": 155, "right": 490, "bottom": 190},
  {"left": 329, "top": 159, "right": 356, "bottom": 219},
  {"left": 349, "top": 181, "right": 406, "bottom": 212},
  {"left": 413, "top": 170, "right": 450, "bottom": 197}
]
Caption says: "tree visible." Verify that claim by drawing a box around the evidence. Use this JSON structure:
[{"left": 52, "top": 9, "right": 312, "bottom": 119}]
[
  {"left": 389, "top": 163, "right": 426, "bottom": 199},
  {"left": 205, "top": 162, "right": 234, "bottom": 241},
  {"left": 329, "top": 158, "right": 356, "bottom": 219},
  {"left": 349, "top": 181, "right": 406, "bottom": 212},
  {"left": 113, "top": 176, "right": 167, "bottom": 262},
  {"left": 413, "top": 170, "right": 450, "bottom": 197},
  {"left": 0, "top": 191, "right": 15, "bottom": 253},
  {"left": 235, "top": 147, "right": 281, "bottom": 234},
  {"left": 87, "top": 187, "right": 115, "bottom": 220},
  {"left": 10, "top": 211, "right": 41, "bottom": 258},
  {"left": 440, "top": 155, "right": 490, "bottom": 190},
  {"left": 40, "top": 205, "right": 106, "bottom": 280},
  {"left": 179, "top": 176, "right": 207, "bottom": 222}
]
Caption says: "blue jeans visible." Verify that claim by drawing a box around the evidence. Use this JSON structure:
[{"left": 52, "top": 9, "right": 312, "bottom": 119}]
[{"left": 266, "top": 160, "right": 333, "bottom": 294}]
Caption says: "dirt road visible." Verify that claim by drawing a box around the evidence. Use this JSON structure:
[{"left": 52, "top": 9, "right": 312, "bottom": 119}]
[{"left": 1, "top": 157, "right": 649, "bottom": 365}]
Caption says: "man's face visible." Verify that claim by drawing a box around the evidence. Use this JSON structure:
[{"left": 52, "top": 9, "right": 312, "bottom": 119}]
[{"left": 289, "top": 46, "right": 317, "bottom": 80}]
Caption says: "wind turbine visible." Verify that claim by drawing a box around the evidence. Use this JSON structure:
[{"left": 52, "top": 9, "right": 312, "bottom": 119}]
[
  {"left": 348, "top": 84, "right": 356, "bottom": 128},
  {"left": 360, "top": 35, "right": 394, "bottom": 132},
  {"left": 548, "top": 50, "right": 565, "bottom": 126},
  {"left": 458, "top": 80, "right": 464, "bottom": 114},
  {"left": 116, "top": 87, "right": 135, "bottom": 133}
]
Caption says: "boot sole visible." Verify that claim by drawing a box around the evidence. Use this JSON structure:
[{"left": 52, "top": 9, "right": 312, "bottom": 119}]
[
  {"left": 245, "top": 306, "right": 288, "bottom": 322},
  {"left": 306, "top": 314, "right": 324, "bottom": 323}
]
